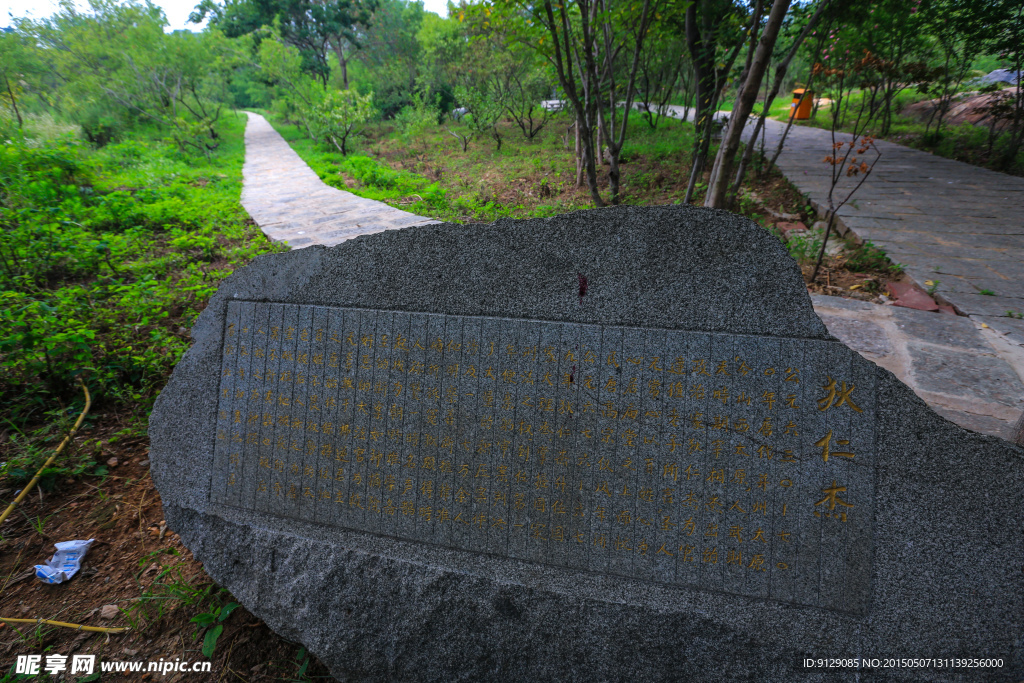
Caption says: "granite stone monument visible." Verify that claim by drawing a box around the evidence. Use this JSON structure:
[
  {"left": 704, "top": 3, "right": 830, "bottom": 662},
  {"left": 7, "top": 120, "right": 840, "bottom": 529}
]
[{"left": 150, "top": 205, "right": 1023, "bottom": 681}]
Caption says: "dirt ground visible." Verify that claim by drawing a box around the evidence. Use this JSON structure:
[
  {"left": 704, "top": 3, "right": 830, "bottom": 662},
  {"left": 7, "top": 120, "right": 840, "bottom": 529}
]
[{"left": 0, "top": 415, "right": 334, "bottom": 682}]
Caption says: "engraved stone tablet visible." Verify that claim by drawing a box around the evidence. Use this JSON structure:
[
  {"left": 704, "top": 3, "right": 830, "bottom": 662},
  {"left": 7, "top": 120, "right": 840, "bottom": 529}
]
[{"left": 151, "top": 206, "right": 1024, "bottom": 681}]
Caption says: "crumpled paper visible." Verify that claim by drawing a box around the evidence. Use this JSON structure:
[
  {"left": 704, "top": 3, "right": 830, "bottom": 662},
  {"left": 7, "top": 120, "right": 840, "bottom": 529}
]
[{"left": 35, "top": 539, "right": 95, "bottom": 584}]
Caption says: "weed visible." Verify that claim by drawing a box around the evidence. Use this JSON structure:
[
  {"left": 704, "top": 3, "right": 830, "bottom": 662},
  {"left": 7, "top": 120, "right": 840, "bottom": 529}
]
[
  {"left": 20, "top": 510, "right": 55, "bottom": 537},
  {"left": 926, "top": 280, "right": 940, "bottom": 296},
  {"left": 1006, "top": 311, "right": 1023, "bottom": 319},
  {"left": 979, "top": 289, "right": 996, "bottom": 296},
  {"left": 844, "top": 241, "right": 902, "bottom": 274},
  {"left": 786, "top": 231, "right": 824, "bottom": 264},
  {"left": 191, "top": 598, "right": 240, "bottom": 658}
]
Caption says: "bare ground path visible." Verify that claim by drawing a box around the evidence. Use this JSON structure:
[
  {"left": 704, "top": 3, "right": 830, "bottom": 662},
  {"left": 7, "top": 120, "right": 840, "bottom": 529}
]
[{"left": 240, "top": 111, "right": 437, "bottom": 248}]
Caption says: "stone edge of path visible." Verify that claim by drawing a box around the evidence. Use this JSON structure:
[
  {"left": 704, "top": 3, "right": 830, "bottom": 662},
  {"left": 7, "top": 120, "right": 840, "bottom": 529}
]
[{"left": 812, "top": 294, "right": 1024, "bottom": 442}]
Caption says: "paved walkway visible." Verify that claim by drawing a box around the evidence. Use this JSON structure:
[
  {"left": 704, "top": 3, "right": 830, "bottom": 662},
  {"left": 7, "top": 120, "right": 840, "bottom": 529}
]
[
  {"left": 812, "top": 295, "right": 1023, "bottom": 442},
  {"left": 735, "top": 110, "right": 1024, "bottom": 346},
  {"left": 240, "top": 112, "right": 437, "bottom": 248},
  {"left": 652, "top": 105, "right": 1023, "bottom": 440}
]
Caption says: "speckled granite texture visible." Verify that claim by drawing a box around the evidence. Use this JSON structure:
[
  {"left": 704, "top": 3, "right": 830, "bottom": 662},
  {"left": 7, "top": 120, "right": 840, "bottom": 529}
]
[{"left": 150, "top": 205, "right": 1023, "bottom": 681}]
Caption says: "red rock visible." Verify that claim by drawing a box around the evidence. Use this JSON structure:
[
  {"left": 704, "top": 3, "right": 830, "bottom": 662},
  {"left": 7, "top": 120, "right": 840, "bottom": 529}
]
[
  {"left": 937, "top": 305, "right": 957, "bottom": 315},
  {"left": 776, "top": 221, "right": 807, "bottom": 234},
  {"left": 886, "top": 282, "right": 939, "bottom": 312}
]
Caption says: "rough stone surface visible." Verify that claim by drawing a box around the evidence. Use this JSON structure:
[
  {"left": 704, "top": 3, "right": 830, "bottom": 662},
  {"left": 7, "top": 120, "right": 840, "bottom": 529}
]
[
  {"left": 815, "top": 314, "right": 893, "bottom": 357},
  {"left": 908, "top": 342, "right": 1024, "bottom": 406},
  {"left": 151, "top": 206, "right": 1024, "bottom": 681}
]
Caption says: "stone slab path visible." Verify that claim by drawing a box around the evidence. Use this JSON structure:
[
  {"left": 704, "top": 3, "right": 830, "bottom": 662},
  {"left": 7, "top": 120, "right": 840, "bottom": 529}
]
[
  {"left": 812, "top": 295, "right": 1023, "bottom": 441},
  {"left": 754, "top": 116, "right": 1024, "bottom": 442},
  {"left": 660, "top": 105, "right": 1024, "bottom": 343},
  {"left": 654, "top": 105, "right": 1023, "bottom": 440},
  {"left": 240, "top": 112, "right": 437, "bottom": 248}
]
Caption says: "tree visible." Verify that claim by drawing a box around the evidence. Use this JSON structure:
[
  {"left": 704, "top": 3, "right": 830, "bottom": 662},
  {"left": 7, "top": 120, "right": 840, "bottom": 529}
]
[
  {"left": 704, "top": 0, "right": 792, "bottom": 208},
  {"left": 484, "top": 0, "right": 662, "bottom": 205},
  {"left": 193, "top": 0, "right": 375, "bottom": 87},
  {"left": 635, "top": 12, "right": 689, "bottom": 130},
  {"left": 682, "top": 0, "right": 757, "bottom": 203},
  {"left": 0, "top": 31, "right": 43, "bottom": 129},
  {"left": 26, "top": 0, "right": 243, "bottom": 152},
  {"left": 986, "top": 0, "right": 1024, "bottom": 168},
  {"left": 454, "top": 83, "right": 506, "bottom": 150},
  {"left": 729, "top": 0, "right": 832, "bottom": 196},
  {"left": 306, "top": 88, "right": 375, "bottom": 153},
  {"left": 349, "top": 0, "right": 428, "bottom": 117}
]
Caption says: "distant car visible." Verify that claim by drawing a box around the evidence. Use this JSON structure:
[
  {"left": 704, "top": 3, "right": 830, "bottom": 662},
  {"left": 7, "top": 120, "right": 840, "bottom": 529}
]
[{"left": 449, "top": 107, "right": 468, "bottom": 121}]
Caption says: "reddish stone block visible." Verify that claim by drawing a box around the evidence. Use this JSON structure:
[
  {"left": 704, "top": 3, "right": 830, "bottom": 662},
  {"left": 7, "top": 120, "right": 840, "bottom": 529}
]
[
  {"left": 886, "top": 282, "right": 939, "bottom": 312},
  {"left": 777, "top": 221, "right": 807, "bottom": 235}
]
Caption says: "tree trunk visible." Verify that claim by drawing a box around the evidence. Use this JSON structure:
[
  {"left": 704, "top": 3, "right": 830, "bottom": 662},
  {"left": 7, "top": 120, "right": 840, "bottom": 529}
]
[
  {"left": 730, "top": 0, "right": 831, "bottom": 196},
  {"left": 575, "top": 118, "right": 583, "bottom": 186},
  {"left": 331, "top": 40, "right": 350, "bottom": 89},
  {"left": 704, "top": 0, "right": 792, "bottom": 208},
  {"left": 3, "top": 73, "right": 23, "bottom": 128}
]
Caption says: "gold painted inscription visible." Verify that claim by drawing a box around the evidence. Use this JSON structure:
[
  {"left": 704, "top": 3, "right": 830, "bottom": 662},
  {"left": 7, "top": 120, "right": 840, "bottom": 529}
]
[{"left": 211, "top": 302, "right": 876, "bottom": 614}]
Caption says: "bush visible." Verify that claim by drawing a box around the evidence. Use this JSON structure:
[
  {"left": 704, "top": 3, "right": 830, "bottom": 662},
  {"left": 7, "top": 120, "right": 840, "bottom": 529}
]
[{"left": 0, "top": 114, "right": 283, "bottom": 426}]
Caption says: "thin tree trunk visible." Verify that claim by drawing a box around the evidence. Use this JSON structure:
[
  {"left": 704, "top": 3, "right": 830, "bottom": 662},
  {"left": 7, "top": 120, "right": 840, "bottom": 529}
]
[
  {"left": 705, "top": 0, "right": 792, "bottom": 208},
  {"left": 769, "top": 70, "right": 817, "bottom": 169},
  {"left": 575, "top": 118, "right": 583, "bottom": 186},
  {"left": 3, "top": 74, "right": 23, "bottom": 128},
  {"left": 730, "top": 0, "right": 831, "bottom": 196},
  {"left": 331, "top": 40, "right": 350, "bottom": 90}
]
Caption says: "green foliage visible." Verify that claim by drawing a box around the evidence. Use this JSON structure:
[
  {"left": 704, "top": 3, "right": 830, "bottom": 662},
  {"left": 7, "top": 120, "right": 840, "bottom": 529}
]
[
  {"left": 123, "top": 547, "right": 239, "bottom": 643},
  {"left": 393, "top": 90, "right": 442, "bottom": 149},
  {"left": 0, "top": 409, "right": 106, "bottom": 490},
  {"left": 454, "top": 84, "right": 505, "bottom": 150},
  {"left": 0, "top": 113, "right": 283, "bottom": 429},
  {"left": 305, "top": 89, "right": 376, "bottom": 154},
  {"left": 19, "top": 2, "right": 245, "bottom": 153},
  {"left": 844, "top": 241, "right": 902, "bottom": 274},
  {"left": 192, "top": 599, "right": 240, "bottom": 657}
]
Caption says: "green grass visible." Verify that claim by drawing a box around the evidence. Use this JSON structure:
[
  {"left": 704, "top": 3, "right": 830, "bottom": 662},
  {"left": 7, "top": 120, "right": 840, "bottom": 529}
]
[
  {"left": 264, "top": 108, "right": 700, "bottom": 222},
  {"left": 716, "top": 96, "right": 792, "bottom": 118},
  {"left": 0, "top": 111, "right": 285, "bottom": 441}
]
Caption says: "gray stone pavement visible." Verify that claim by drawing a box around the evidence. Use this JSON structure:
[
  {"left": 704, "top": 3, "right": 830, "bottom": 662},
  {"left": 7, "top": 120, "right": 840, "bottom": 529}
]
[
  {"left": 813, "top": 294, "right": 1023, "bottom": 441},
  {"left": 740, "top": 111, "right": 1024, "bottom": 344},
  {"left": 652, "top": 105, "right": 1024, "bottom": 440},
  {"left": 659, "top": 105, "right": 1024, "bottom": 345},
  {"left": 240, "top": 111, "right": 437, "bottom": 248}
]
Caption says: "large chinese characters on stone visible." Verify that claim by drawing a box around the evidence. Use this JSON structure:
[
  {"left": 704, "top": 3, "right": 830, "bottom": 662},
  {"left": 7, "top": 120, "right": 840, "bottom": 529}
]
[{"left": 213, "top": 303, "right": 875, "bottom": 614}]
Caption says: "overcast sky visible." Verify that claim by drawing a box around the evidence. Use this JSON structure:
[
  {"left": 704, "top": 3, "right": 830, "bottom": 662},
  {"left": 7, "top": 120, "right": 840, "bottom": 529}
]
[{"left": 2, "top": 0, "right": 447, "bottom": 31}]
